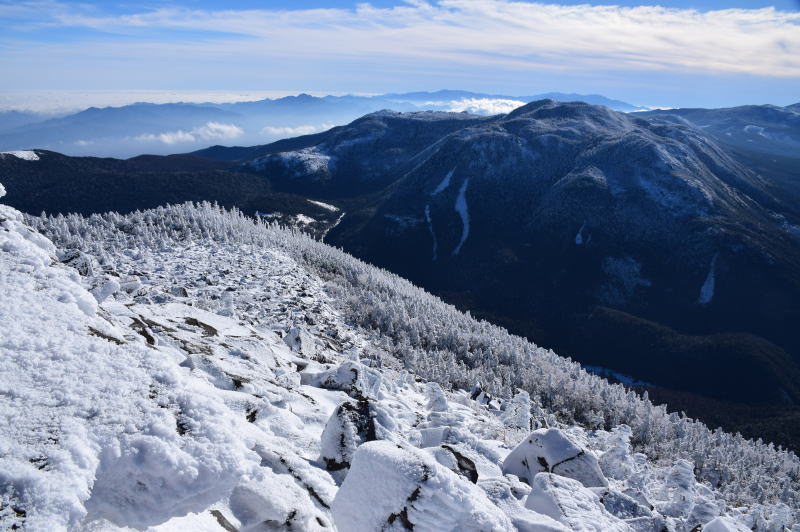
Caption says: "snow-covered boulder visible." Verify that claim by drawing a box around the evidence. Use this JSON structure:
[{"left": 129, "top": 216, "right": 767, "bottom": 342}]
[
  {"left": 427, "top": 444, "right": 479, "bottom": 484},
  {"left": 702, "top": 516, "right": 751, "bottom": 532},
  {"left": 590, "top": 487, "right": 652, "bottom": 520},
  {"left": 229, "top": 444, "right": 336, "bottom": 532},
  {"left": 90, "top": 277, "right": 121, "bottom": 304},
  {"left": 479, "top": 476, "right": 570, "bottom": 531},
  {"left": 502, "top": 428, "right": 608, "bottom": 487},
  {"left": 228, "top": 468, "right": 332, "bottom": 531},
  {"left": 61, "top": 249, "right": 98, "bottom": 277},
  {"left": 284, "top": 326, "right": 320, "bottom": 358},
  {"left": 331, "top": 441, "right": 515, "bottom": 531},
  {"left": 320, "top": 398, "right": 378, "bottom": 473},
  {"left": 305, "top": 360, "right": 382, "bottom": 399},
  {"left": 525, "top": 473, "right": 632, "bottom": 532},
  {"left": 320, "top": 395, "right": 398, "bottom": 473}
]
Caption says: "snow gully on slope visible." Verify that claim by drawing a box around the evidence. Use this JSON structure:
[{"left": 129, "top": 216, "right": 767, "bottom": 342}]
[
  {"left": 452, "top": 178, "right": 470, "bottom": 256},
  {"left": 697, "top": 253, "right": 718, "bottom": 305},
  {"left": 575, "top": 222, "right": 588, "bottom": 246},
  {"left": 430, "top": 167, "right": 455, "bottom": 196}
]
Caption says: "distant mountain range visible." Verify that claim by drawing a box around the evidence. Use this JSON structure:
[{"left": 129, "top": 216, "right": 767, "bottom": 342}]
[
  {"left": 0, "top": 91, "right": 646, "bottom": 158},
  {"left": 2, "top": 99, "right": 800, "bottom": 450}
]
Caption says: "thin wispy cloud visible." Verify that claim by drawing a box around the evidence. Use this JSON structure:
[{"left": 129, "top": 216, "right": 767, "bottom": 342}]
[
  {"left": 1, "top": 0, "right": 798, "bottom": 107},
  {"left": 261, "top": 124, "right": 335, "bottom": 137},
  {"left": 6, "top": 0, "right": 798, "bottom": 76}
]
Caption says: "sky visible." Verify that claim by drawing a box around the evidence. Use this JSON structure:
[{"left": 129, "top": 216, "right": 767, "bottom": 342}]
[{"left": 1, "top": 0, "right": 798, "bottom": 109}]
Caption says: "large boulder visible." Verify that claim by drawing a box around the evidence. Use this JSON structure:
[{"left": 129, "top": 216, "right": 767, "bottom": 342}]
[
  {"left": 525, "top": 473, "right": 632, "bottom": 532},
  {"left": 702, "top": 516, "right": 751, "bottom": 532},
  {"left": 502, "top": 428, "right": 608, "bottom": 487},
  {"left": 319, "top": 394, "right": 398, "bottom": 475},
  {"left": 283, "top": 326, "right": 320, "bottom": 358},
  {"left": 305, "top": 360, "right": 382, "bottom": 400},
  {"left": 331, "top": 441, "right": 515, "bottom": 531},
  {"left": 320, "top": 398, "right": 378, "bottom": 473},
  {"left": 228, "top": 468, "right": 332, "bottom": 531},
  {"left": 478, "top": 476, "right": 570, "bottom": 532}
]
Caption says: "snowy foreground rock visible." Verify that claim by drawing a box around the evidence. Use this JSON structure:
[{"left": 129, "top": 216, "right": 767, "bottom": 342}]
[{"left": 0, "top": 190, "right": 797, "bottom": 531}]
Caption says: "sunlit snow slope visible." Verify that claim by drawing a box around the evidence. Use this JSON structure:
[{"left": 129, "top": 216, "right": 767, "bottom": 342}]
[{"left": 0, "top": 185, "right": 797, "bottom": 531}]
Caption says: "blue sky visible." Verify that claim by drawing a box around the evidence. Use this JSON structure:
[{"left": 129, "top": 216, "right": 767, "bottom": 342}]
[{"left": 1, "top": 0, "right": 798, "bottom": 109}]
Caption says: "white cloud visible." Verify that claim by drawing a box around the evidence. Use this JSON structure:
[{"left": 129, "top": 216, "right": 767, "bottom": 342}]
[
  {"left": 16, "top": 0, "right": 799, "bottom": 78},
  {"left": 260, "top": 123, "right": 335, "bottom": 137},
  {"left": 446, "top": 98, "right": 525, "bottom": 115},
  {"left": 134, "top": 121, "right": 243, "bottom": 144}
]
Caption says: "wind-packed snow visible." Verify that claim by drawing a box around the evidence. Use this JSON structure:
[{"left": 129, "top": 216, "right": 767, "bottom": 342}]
[
  {"left": 431, "top": 167, "right": 455, "bottom": 196},
  {"left": 697, "top": 253, "right": 718, "bottom": 305},
  {"left": 452, "top": 178, "right": 470, "bottom": 255},
  {"left": 1, "top": 191, "right": 797, "bottom": 530},
  {"left": 0, "top": 150, "right": 39, "bottom": 161}
]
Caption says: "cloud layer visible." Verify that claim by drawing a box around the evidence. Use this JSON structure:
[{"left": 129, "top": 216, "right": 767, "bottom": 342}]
[
  {"left": 135, "top": 122, "right": 243, "bottom": 145},
  {"left": 446, "top": 98, "right": 526, "bottom": 115},
  {"left": 261, "top": 124, "right": 335, "bottom": 137}
]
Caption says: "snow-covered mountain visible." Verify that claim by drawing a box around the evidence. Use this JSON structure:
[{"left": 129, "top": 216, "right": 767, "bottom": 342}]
[
  {"left": 639, "top": 103, "right": 800, "bottom": 158},
  {"left": 0, "top": 181, "right": 797, "bottom": 531}
]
